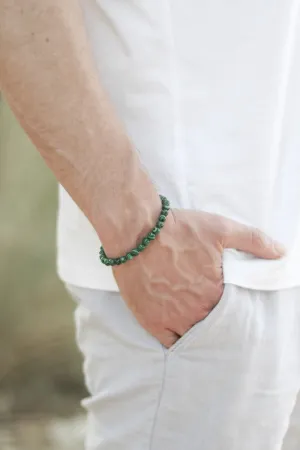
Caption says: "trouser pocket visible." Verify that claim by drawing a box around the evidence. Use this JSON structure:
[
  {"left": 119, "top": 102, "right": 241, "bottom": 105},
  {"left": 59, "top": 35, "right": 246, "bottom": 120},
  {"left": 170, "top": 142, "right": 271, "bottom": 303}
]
[
  {"left": 165, "top": 283, "right": 232, "bottom": 354},
  {"left": 150, "top": 286, "right": 300, "bottom": 450}
]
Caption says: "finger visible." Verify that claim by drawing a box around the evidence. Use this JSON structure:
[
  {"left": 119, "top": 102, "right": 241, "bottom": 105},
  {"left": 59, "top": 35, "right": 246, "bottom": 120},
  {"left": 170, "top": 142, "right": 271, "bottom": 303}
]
[
  {"left": 155, "top": 329, "right": 179, "bottom": 349},
  {"left": 222, "top": 220, "right": 286, "bottom": 259}
]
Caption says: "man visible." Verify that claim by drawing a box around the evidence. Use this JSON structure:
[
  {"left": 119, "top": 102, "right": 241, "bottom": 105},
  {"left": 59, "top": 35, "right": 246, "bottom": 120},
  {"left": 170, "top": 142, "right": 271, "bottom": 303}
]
[{"left": 1, "top": 1, "right": 300, "bottom": 449}]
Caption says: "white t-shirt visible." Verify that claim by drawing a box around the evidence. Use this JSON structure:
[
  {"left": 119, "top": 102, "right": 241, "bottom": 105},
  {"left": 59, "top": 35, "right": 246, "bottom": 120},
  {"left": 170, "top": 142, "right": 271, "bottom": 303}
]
[{"left": 57, "top": 0, "right": 300, "bottom": 291}]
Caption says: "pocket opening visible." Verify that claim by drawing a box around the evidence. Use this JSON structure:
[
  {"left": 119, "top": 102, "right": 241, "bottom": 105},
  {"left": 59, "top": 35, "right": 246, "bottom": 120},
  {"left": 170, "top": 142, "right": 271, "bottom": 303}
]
[{"left": 164, "top": 283, "right": 232, "bottom": 354}]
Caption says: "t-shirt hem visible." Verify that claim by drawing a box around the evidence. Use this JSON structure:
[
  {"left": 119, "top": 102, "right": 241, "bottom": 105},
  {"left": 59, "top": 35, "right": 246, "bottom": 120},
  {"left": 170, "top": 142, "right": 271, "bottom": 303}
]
[
  {"left": 57, "top": 261, "right": 119, "bottom": 292},
  {"left": 58, "top": 259, "right": 300, "bottom": 292}
]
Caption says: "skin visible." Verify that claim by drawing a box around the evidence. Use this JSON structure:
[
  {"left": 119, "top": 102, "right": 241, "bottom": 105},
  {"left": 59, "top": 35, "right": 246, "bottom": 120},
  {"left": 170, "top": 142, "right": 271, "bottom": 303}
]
[{"left": 0, "top": 0, "right": 285, "bottom": 348}]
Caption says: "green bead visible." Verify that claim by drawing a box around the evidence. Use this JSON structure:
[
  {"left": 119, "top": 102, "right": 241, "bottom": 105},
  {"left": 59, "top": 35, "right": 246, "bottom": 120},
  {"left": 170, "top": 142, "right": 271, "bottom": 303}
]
[{"left": 99, "top": 194, "right": 170, "bottom": 267}]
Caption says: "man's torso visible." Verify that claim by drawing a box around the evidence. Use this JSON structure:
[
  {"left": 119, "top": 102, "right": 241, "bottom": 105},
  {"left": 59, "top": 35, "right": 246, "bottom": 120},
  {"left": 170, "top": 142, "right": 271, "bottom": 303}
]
[{"left": 57, "top": 0, "right": 300, "bottom": 290}]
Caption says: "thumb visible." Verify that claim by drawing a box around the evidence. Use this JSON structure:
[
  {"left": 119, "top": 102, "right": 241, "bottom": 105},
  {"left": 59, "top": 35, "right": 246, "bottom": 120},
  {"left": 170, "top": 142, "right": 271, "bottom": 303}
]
[{"left": 222, "top": 220, "right": 286, "bottom": 260}]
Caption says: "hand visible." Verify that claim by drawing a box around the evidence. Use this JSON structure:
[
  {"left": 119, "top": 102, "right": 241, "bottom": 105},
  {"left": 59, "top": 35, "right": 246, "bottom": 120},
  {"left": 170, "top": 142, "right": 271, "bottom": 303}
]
[{"left": 113, "top": 209, "right": 285, "bottom": 348}]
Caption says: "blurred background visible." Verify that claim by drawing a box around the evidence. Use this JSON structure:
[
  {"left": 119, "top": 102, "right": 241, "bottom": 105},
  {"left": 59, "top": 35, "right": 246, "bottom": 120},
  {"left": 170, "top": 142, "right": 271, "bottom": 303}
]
[{"left": 0, "top": 96, "right": 87, "bottom": 449}]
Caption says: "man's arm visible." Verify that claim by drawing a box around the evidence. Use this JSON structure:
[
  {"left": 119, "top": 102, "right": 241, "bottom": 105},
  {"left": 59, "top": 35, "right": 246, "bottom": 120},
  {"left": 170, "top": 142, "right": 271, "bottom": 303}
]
[
  {"left": 0, "top": 1, "right": 284, "bottom": 348},
  {"left": 0, "top": 0, "right": 161, "bottom": 256}
]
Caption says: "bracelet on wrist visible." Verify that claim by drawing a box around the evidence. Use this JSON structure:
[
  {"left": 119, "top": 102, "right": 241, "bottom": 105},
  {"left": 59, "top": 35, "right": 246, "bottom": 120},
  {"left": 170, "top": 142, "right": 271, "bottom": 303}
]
[{"left": 99, "top": 195, "right": 170, "bottom": 266}]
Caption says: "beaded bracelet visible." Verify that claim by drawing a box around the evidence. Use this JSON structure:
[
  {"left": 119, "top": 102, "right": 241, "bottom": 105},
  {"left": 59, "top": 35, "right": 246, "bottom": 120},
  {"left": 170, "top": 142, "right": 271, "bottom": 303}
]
[{"left": 99, "top": 195, "right": 170, "bottom": 266}]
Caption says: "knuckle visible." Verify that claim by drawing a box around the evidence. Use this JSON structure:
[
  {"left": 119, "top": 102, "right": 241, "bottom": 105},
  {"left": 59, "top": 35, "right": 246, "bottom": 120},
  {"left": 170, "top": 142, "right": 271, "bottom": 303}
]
[
  {"left": 250, "top": 228, "right": 268, "bottom": 247},
  {"left": 214, "top": 216, "right": 232, "bottom": 240},
  {"left": 216, "top": 217, "right": 238, "bottom": 246}
]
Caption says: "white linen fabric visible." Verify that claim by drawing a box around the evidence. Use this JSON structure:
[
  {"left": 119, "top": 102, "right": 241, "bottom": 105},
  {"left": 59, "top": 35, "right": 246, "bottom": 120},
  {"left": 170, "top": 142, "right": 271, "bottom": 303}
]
[
  {"left": 58, "top": 0, "right": 300, "bottom": 291},
  {"left": 69, "top": 283, "right": 300, "bottom": 450}
]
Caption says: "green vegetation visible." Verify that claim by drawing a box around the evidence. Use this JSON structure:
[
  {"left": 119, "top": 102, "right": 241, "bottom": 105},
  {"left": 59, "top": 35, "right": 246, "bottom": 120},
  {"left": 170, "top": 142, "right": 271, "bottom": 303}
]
[{"left": 0, "top": 98, "right": 86, "bottom": 417}]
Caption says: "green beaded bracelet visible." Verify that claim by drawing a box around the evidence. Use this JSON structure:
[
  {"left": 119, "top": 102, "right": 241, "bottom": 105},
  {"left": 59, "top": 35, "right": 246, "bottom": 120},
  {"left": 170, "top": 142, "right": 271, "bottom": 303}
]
[{"left": 99, "top": 195, "right": 170, "bottom": 266}]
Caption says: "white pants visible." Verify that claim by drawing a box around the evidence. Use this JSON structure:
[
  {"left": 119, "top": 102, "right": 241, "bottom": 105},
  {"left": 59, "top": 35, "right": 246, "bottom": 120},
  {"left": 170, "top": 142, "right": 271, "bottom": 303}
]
[{"left": 68, "top": 284, "right": 300, "bottom": 450}]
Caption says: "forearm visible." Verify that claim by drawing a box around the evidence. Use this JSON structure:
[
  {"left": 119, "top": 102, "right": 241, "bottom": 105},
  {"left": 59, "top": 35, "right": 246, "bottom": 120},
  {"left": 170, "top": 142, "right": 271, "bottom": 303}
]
[{"left": 0, "top": 0, "right": 160, "bottom": 256}]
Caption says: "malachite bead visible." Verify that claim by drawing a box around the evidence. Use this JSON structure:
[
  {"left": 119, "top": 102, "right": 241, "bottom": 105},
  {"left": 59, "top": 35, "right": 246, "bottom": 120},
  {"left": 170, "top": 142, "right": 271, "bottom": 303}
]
[{"left": 99, "top": 194, "right": 170, "bottom": 266}]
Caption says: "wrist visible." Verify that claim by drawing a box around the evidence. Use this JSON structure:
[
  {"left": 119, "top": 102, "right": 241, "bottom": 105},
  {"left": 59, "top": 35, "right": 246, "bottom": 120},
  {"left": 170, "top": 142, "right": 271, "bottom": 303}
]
[
  {"left": 96, "top": 182, "right": 162, "bottom": 259},
  {"left": 99, "top": 194, "right": 170, "bottom": 266}
]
